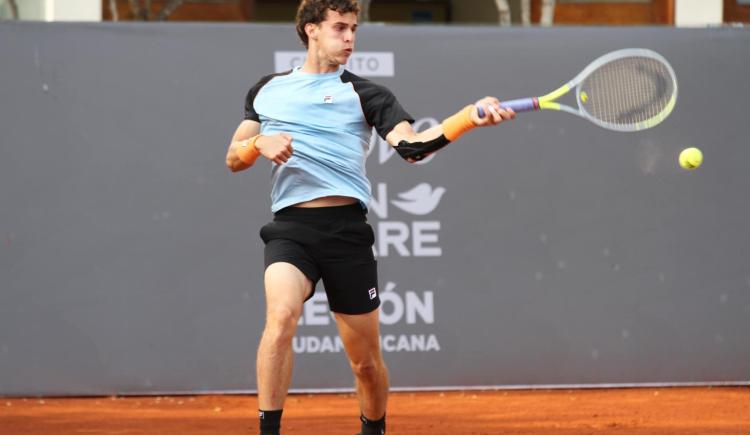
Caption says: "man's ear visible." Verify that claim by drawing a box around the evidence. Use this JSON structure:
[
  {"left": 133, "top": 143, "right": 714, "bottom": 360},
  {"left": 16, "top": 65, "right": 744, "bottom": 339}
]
[{"left": 305, "top": 23, "right": 318, "bottom": 42}]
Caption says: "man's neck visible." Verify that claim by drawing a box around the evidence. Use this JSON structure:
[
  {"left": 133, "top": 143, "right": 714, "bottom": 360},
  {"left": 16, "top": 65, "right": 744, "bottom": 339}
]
[{"left": 300, "top": 48, "right": 341, "bottom": 74}]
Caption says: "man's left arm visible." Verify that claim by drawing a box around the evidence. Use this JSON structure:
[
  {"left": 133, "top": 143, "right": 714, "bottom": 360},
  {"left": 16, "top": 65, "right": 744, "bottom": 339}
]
[{"left": 385, "top": 96, "right": 515, "bottom": 163}]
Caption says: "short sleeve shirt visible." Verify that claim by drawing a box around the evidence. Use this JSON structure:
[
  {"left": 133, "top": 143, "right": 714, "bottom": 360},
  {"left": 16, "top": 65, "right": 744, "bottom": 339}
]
[{"left": 244, "top": 65, "right": 414, "bottom": 212}]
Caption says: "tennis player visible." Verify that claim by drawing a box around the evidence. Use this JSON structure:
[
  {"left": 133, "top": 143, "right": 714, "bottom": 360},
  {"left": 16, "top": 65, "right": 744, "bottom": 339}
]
[{"left": 225, "top": 1, "right": 514, "bottom": 433}]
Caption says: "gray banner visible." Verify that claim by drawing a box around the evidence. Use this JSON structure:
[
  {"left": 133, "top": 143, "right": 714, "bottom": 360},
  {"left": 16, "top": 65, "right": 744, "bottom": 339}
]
[{"left": 1, "top": 23, "right": 749, "bottom": 396}]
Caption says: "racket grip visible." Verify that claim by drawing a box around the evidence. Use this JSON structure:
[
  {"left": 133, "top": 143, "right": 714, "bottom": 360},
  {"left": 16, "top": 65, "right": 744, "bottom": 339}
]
[
  {"left": 502, "top": 98, "right": 538, "bottom": 113},
  {"left": 477, "top": 98, "right": 538, "bottom": 118}
]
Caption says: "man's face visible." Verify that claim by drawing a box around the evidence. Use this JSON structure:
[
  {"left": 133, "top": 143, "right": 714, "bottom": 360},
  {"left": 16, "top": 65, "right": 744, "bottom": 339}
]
[{"left": 309, "top": 9, "right": 358, "bottom": 65}]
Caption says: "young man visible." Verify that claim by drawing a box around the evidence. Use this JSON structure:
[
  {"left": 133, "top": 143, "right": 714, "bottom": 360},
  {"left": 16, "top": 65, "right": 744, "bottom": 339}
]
[{"left": 225, "top": 1, "right": 514, "bottom": 434}]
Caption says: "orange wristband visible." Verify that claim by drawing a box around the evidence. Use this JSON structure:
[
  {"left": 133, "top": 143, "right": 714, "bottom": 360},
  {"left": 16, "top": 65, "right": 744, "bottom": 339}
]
[
  {"left": 441, "top": 105, "right": 477, "bottom": 142},
  {"left": 236, "top": 135, "right": 262, "bottom": 165}
]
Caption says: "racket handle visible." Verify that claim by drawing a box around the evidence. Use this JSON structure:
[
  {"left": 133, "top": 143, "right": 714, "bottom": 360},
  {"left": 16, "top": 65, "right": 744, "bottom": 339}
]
[
  {"left": 477, "top": 97, "right": 539, "bottom": 118},
  {"left": 502, "top": 98, "right": 539, "bottom": 112}
]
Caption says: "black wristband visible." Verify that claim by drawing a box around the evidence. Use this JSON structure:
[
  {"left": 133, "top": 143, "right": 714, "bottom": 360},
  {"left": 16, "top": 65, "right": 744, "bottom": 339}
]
[{"left": 393, "top": 134, "right": 451, "bottom": 162}]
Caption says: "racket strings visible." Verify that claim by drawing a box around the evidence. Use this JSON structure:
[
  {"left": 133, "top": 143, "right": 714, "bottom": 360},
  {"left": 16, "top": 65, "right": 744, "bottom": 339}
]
[{"left": 579, "top": 57, "right": 674, "bottom": 128}]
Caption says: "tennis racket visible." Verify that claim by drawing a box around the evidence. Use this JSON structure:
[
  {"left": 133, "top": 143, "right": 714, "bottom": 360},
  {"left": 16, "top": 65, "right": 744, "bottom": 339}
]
[{"left": 479, "top": 48, "right": 678, "bottom": 132}]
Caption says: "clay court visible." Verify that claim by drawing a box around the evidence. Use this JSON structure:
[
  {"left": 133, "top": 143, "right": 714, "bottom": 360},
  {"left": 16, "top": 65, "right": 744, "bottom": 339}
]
[
  {"left": 3, "top": 387, "right": 749, "bottom": 434},
  {"left": 3, "top": 4, "right": 750, "bottom": 435}
]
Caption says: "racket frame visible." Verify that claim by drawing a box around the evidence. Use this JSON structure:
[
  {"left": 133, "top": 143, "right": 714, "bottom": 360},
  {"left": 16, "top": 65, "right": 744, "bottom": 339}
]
[{"left": 490, "top": 48, "right": 678, "bottom": 132}]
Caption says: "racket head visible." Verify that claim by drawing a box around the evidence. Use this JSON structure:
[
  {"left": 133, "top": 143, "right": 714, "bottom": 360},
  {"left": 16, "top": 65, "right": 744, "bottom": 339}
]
[{"left": 572, "top": 48, "right": 678, "bottom": 132}]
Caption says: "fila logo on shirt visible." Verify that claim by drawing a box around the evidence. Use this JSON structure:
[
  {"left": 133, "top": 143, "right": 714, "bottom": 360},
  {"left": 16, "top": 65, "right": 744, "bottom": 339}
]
[
  {"left": 323, "top": 95, "right": 334, "bottom": 104},
  {"left": 368, "top": 287, "right": 377, "bottom": 300}
]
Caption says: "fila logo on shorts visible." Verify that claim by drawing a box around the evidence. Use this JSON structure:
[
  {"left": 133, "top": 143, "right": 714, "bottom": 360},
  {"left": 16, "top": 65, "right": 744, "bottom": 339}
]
[{"left": 368, "top": 287, "right": 377, "bottom": 300}]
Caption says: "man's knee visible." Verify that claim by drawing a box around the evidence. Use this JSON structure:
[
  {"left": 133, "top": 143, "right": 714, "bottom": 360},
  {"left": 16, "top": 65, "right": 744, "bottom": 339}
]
[
  {"left": 263, "top": 306, "right": 299, "bottom": 345},
  {"left": 350, "top": 357, "right": 386, "bottom": 383}
]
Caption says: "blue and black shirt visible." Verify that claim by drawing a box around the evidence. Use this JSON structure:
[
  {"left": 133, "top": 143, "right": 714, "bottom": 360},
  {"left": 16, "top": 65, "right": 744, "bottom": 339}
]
[{"left": 244, "top": 65, "right": 414, "bottom": 212}]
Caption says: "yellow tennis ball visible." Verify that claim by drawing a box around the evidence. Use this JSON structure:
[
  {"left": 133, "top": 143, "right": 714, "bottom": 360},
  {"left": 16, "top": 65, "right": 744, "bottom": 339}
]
[{"left": 679, "top": 147, "right": 703, "bottom": 170}]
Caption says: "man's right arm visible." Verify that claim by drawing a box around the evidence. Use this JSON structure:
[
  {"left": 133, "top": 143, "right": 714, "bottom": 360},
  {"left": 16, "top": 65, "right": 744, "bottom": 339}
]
[{"left": 225, "top": 120, "right": 294, "bottom": 172}]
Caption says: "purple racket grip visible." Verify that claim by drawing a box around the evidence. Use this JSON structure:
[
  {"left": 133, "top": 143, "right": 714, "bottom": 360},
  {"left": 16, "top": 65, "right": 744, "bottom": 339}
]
[{"left": 477, "top": 97, "right": 539, "bottom": 118}]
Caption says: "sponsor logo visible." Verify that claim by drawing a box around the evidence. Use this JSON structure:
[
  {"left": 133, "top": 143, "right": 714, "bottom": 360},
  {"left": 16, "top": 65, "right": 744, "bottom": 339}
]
[
  {"left": 323, "top": 95, "right": 333, "bottom": 104},
  {"left": 390, "top": 183, "right": 445, "bottom": 216},
  {"left": 368, "top": 287, "right": 377, "bottom": 300},
  {"left": 294, "top": 284, "right": 440, "bottom": 354},
  {"left": 274, "top": 51, "right": 395, "bottom": 77},
  {"left": 292, "top": 334, "right": 440, "bottom": 354}
]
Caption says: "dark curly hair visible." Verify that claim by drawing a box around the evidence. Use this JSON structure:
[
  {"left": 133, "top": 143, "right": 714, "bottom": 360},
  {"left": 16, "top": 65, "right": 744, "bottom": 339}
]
[{"left": 295, "top": 0, "right": 360, "bottom": 48}]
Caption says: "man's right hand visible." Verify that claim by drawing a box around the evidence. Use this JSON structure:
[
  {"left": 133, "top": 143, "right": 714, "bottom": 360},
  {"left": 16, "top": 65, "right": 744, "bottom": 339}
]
[{"left": 256, "top": 133, "right": 294, "bottom": 165}]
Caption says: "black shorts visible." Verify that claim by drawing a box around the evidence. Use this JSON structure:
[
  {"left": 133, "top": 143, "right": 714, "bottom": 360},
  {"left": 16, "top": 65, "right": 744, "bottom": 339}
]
[{"left": 259, "top": 203, "right": 380, "bottom": 315}]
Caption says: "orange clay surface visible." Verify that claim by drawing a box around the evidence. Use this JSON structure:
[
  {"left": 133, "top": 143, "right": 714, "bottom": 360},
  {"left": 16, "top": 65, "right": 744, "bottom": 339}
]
[{"left": 2, "top": 387, "right": 749, "bottom": 434}]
